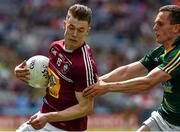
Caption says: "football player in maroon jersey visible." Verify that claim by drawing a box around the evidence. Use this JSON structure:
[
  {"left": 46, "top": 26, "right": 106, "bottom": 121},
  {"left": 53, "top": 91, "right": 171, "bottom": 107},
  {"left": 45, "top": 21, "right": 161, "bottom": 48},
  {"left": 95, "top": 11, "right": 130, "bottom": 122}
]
[{"left": 15, "top": 4, "right": 97, "bottom": 131}]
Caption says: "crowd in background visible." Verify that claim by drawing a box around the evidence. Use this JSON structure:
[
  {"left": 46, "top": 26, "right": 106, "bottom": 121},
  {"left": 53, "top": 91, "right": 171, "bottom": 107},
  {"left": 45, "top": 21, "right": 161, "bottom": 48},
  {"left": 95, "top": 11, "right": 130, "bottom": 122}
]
[{"left": 0, "top": 0, "right": 177, "bottom": 126}]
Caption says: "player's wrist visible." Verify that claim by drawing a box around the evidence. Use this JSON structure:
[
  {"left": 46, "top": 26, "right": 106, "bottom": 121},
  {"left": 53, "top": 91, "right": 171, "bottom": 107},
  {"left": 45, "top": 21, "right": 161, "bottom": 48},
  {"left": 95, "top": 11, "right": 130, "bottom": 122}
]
[
  {"left": 45, "top": 112, "right": 59, "bottom": 122},
  {"left": 101, "top": 82, "right": 110, "bottom": 94},
  {"left": 43, "top": 113, "right": 52, "bottom": 122},
  {"left": 106, "top": 82, "right": 114, "bottom": 92}
]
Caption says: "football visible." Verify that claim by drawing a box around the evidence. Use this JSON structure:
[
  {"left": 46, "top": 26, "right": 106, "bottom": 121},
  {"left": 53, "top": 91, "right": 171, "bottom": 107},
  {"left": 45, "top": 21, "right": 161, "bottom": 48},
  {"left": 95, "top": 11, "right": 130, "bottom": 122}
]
[{"left": 26, "top": 55, "right": 49, "bottom": 88}]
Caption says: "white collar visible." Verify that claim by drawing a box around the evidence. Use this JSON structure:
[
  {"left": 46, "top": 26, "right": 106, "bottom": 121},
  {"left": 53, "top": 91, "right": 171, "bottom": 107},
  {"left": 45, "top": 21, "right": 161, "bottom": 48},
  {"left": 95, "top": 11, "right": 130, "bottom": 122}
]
[{"left": 63, "top": 45, "right": 73, "bottom": 53}]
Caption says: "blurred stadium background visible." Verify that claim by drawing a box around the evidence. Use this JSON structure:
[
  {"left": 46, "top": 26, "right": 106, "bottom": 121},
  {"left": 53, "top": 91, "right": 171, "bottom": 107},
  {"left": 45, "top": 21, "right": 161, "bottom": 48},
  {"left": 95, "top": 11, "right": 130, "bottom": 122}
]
[{"left": 0, "top": 0, "right": 179, "bottom": 131}]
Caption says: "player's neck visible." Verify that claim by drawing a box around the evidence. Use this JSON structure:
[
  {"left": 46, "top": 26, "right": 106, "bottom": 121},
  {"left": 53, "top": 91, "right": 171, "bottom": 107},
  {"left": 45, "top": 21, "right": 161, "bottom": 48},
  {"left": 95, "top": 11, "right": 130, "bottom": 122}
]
[
  {"left": 163, "top": 36, "right": 177, "bottom": 50},
  {"left": 63, "top": 45, "right": 73, "bottom": 53}
]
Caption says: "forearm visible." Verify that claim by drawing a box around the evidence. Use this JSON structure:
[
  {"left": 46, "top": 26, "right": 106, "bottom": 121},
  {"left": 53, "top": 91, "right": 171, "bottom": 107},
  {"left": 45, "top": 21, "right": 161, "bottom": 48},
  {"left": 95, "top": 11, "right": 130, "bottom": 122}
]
[
  {"left": 83, "top": 67, "right": 171, "bottom": 97},
  {"left": 100, "top": 62, "right": 148, "bottom": 82},
  {"left": 106, "top": 76, "right": 154, "bottom": 93},
  {"left": 45, "top": 99, "right": 93, "bottom": 122},
  {"left": 106, "top": 68, "right": 170, "bottom": 93},
  {"left": 100, "top": 66, "right": 129, "bottom": 82}
]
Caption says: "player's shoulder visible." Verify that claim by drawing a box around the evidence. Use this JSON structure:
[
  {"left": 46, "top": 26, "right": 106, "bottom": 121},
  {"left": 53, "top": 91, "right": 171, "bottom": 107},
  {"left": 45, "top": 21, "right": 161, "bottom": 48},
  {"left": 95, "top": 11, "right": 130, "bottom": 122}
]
[
  {"left": 84, "top": 43, "right": 90, "bottom": 49},
  {"left": 173, "top": 36, "right": 180, "bottom": 46},
  {"left": 147, "top": 45, "right": 164, "bottom": 57},
  {"left": 175, "top": 41, "right": 180, "bottom": 50},
  {"left": 82, "top": 43, "right": 92, "bottom": 52},
  {"left": 50, "top": 39, "right": 64, "bottom": 48},
  {"left": 168, "top": 36, "right": 180, "bottom": 55},
  {"left": 75, "top": 43, "right": 91, "bottom": 55},
  {"left": 162, "top": 45, "right": 179, "bottom": 72},
  {"left": 153, "top": 45, "right": 165, "bottom": 52},
  {"left": 165, "top": 45, "right": 179, "bottom": 61},
  {"left": 75, "top": 44, "right": 92, "bottom": 62}
]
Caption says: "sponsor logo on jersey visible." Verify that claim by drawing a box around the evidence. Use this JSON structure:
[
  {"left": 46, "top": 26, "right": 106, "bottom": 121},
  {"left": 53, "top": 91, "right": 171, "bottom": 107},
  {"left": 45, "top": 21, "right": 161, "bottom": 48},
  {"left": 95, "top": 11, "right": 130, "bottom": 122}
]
[
  {"left": 51, "top": 48, "right": 57, "bottom": 56},
  {"left": 59, "top": 53, "right": 63, "bottom": 58},
  {"left": 161, "top": 81, "right": 173, "bottom": 93},
  {"left": 154, "top": 57, "right": 159, "bottom": 62}
]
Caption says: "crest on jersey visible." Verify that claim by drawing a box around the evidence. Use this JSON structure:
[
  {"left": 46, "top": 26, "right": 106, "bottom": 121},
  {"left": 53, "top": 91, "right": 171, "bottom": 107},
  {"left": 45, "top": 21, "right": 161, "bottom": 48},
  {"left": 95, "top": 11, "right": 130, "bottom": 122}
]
[{"left": 62, "top": 63, "right": 69, "bottom": 74}]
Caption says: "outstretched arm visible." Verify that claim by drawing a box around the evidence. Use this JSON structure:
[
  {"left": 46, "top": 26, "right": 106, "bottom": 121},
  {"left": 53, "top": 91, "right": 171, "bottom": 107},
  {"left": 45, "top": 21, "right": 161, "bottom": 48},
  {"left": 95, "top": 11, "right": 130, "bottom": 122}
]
[
  {"left": 100, "top": 61, "right": 148, "bottom": 82},
  {"left": 28, "top": 91, "right": 93, "bottom": 129},
  {"left": 107, "top": 67, "right": 171, "bottom": 93},
  {"left": 83, "top": 67, "right": 171, "bottom": 97}
]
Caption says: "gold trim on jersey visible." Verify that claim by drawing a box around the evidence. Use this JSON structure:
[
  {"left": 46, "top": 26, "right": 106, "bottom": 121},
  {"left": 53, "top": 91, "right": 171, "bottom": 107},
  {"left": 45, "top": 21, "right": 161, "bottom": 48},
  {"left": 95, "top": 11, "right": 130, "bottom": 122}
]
[
  {"left": 162, "top": 51, "right": 180, "bottom": 74},
  {"left": 164, "top": 45, "right": 176, "bottom": 55},
  {"left": 168, "top": 59, "right": 180, "bottom": 74}
]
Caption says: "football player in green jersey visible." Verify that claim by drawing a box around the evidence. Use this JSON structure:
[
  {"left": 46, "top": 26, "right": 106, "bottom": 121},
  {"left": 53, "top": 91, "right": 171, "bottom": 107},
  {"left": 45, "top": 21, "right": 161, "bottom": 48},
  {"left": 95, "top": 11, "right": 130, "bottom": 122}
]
[{"left": 83, "top": 5, "right": 180, "bottom": 131}]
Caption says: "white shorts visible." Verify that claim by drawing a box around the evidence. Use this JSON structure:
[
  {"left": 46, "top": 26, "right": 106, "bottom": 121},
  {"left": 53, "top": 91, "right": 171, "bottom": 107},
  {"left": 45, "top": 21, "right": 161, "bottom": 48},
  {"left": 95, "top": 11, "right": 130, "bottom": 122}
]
[
  {"left": 143, "top": 111, "right": 180, "bottom": 131},
  {"left": 16, "top": 122, "right": 65, "bottom": 132}
]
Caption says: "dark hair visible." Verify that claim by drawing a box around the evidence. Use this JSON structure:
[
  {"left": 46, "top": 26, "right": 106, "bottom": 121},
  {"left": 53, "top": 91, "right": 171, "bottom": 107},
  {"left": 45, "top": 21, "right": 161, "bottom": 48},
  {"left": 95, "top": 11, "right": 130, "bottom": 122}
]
[
  {"left": 66, "top": 4, "right": 92, "bottom": 24},
  {"left": 159, "top": 5, "right": 180, "bottom": 24}
]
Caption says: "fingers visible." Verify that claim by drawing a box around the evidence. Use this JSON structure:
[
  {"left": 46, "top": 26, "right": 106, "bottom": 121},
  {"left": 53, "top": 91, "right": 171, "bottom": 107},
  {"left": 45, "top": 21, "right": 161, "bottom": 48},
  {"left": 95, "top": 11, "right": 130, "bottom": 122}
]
[
  {"left": 83, "top": 86, "right": 96, "bottom": 97},
  {"left": 27, "top": 119, "right": 43, "bottom": 130},
  {"left": 15, "top": 71, "right": 30, "bottom": 83},
  {"left": 19, "top": 60, "right": 27, "bottom": 68},
  {"left": 27, "top": 115, "right": 41, "bottom": 129},
  {"left": 27, "top": 114, "right": 37, "bottom": 124},
  {"left": 15, "top": 71, "right": 30, "bottom": 78},
  {"left": 14, "top": 60, "right": 27, "bottom": 72},
  {"left": 14, "top": 60, "right": 30, "bottom": 82},
  {"left": 30, "top": 124, "right": 43, "bottom": 130},
  {"left": 27, "top": 114, "right": 45, "bottom": 130},
  {"left": 29, "top": 118, "right": 39, "bottom": 126}
]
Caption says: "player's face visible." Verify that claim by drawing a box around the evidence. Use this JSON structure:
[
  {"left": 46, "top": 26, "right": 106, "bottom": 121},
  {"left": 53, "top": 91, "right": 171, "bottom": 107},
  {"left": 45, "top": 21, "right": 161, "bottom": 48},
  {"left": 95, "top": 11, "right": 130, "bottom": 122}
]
[
  {"left": 153, "top": 11, "right": 178, "bottom": 45},
  {"left": 63, "top": 14, "right": 90, "bottom": 51}
]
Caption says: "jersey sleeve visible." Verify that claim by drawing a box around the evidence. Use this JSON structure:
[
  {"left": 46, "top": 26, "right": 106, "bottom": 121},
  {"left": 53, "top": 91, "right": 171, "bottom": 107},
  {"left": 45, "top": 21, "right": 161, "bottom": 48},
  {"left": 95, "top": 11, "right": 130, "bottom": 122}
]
[
  {"left": 158, "top": 50, "right": 180, "bottom": 77},
  {"left": 73, "top": 46, "right": 97, "bottom": 92},
  {"left": 48, "top": 41, "right": 60, "bottom": 60},
  {"left": 140, "top": 46, "right": 164, "bottom": 71},
  {"left": 140, "top": 53, "right": 154, "bottom": 71}
]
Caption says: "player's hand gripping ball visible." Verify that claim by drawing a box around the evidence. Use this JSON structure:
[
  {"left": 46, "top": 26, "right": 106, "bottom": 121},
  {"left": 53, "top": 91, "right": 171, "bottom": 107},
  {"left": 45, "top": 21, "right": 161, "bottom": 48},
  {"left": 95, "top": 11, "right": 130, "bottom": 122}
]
[{"left": 26, "top": 55, "right": 49, "bottom": 88}]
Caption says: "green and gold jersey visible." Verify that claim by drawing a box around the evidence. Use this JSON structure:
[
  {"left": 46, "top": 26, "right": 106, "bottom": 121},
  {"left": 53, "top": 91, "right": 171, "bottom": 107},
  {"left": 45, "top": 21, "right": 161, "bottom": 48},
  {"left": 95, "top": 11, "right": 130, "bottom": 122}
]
[{"left": 140, "top": 36, "right": 180, "bottom": 126}]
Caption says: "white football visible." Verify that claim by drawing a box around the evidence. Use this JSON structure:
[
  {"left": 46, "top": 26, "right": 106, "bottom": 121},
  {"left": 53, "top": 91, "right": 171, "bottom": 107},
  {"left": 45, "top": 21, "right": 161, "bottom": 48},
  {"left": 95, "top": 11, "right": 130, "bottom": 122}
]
[{"left": 26, "top": 55, "right": 49, "bottom": 88}]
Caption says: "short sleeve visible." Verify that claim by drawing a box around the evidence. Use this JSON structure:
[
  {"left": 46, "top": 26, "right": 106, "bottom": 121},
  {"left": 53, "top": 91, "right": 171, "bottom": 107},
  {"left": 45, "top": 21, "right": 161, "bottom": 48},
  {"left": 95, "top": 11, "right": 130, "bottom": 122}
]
[
  {"left": 140, "top": 46, "right": 164, "bottom": 72},
  {"left": 73, "top": 46, "right": 97, "bottom": 92}
]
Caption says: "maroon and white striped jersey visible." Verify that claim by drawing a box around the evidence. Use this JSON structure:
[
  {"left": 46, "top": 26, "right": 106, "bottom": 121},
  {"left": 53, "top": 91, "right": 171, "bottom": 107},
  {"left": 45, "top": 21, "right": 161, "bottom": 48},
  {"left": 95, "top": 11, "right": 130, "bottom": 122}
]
[{"left": 41, "top": 40, "right": 97, "bottom": 131}]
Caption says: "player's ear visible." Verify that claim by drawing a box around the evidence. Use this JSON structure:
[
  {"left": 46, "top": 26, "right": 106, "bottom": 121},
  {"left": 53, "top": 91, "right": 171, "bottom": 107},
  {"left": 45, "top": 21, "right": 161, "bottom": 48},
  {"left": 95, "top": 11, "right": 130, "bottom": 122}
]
[
  {"left": 174, "top": 24, "right": 180, "bottom": 33},
  {"left": 176, "top": 24, "right": 180, "bottom": 33},
  {"left": 87, "top": 26, "right": 91, "bottom": 35},
  {"left": 63, "top": 20, "right": 67, "bottom": 30}
]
